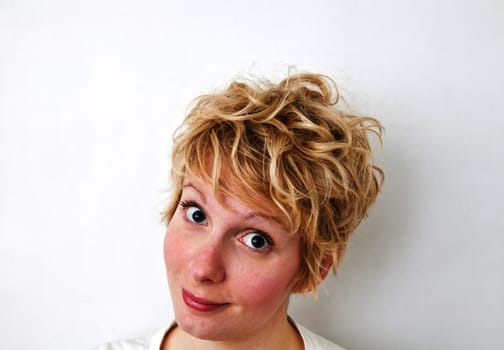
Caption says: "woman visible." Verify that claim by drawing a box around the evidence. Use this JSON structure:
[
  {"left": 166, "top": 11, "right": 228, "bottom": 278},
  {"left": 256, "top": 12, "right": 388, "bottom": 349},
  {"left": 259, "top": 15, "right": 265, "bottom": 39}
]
[{"left": 98, "top": 72, "right": 383, "bottom": 349}]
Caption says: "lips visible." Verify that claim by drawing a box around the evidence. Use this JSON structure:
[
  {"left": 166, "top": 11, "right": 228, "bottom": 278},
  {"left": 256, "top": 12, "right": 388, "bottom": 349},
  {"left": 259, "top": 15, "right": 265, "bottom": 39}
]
[{"left": 182, "top": 289, "right": 229, "bottom": 312}]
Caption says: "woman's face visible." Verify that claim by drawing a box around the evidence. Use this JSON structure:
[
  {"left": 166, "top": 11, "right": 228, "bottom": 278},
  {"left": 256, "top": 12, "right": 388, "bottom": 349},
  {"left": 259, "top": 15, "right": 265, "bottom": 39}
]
[{"left": 164, "top": 173, "right": 302, "bottom": 342}]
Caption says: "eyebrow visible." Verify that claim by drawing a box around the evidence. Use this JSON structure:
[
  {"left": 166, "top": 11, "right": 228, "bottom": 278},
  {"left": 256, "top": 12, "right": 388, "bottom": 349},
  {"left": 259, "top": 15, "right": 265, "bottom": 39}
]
[
  {"left": 243, "top": 211, "right": 285, "bottom": 227},
  {"left": 182, "top": 182, "right": 286, "bottom": 227},
  {"left": 182, "top": 183, "right": 207, "bottom": 204}
]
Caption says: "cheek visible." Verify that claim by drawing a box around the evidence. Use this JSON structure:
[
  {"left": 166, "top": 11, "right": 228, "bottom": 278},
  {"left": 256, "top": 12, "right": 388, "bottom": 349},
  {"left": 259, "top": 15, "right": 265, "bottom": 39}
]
[
  {"left": 163, "top": 223, "right": 185, "bottom": 273},
  {"left": 231, "top": 261, "right": 299, "bottom": 306}
]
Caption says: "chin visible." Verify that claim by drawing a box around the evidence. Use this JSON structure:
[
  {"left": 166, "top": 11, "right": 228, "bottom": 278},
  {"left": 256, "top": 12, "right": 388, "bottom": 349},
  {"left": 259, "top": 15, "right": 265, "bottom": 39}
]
[{"left": 177, "top": 317, "right": 232, "bottom": 341}]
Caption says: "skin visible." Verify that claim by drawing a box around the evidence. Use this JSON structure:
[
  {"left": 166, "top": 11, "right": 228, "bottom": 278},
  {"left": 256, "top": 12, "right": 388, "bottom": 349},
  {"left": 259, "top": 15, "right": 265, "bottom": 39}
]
[{"left": 162, "top": 173, "right": 305, "bottom": 350}]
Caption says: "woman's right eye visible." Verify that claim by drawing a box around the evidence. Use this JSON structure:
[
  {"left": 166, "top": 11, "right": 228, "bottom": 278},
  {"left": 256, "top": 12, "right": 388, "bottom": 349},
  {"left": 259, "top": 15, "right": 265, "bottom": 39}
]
[
  {"left": 180, "top": 201, "right": 207, "bottom": 224},
  {"left": 186, "top": 207, "right": 206, "bottom": 224}
]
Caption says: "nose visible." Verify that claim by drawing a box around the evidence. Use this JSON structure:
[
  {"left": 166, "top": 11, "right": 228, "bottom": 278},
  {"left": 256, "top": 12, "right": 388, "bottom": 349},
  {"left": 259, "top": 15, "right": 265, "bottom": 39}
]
[{"left": 188, "top": 238, "right": 226, "bottom": 284}]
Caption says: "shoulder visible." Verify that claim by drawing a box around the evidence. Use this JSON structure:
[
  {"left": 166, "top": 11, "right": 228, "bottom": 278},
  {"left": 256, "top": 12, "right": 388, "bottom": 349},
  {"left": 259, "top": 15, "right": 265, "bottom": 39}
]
[
  {"left": 293, "top": 321, "right": 347, "bottom": 350},
  {"left": 94, "top": 336, "right": 149, "bottom": 350},
  {"left": 94, "top": 327, "right": 171, "bottom": 350}
]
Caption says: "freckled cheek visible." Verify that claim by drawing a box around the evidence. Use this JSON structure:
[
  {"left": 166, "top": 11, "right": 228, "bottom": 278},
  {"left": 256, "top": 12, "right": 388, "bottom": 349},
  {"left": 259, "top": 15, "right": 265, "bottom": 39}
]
[
  {"left": 163, "top": 225, "right": 186, "bottom": 273},
  {"left": 233, "top": 269, "right": 295, "bottom": 307}
]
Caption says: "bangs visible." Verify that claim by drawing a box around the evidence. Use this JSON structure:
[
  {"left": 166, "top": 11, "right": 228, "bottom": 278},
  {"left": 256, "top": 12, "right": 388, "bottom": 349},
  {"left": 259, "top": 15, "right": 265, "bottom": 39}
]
[{"left": 179, "top": 119, "right": 300, "bottom": 236}]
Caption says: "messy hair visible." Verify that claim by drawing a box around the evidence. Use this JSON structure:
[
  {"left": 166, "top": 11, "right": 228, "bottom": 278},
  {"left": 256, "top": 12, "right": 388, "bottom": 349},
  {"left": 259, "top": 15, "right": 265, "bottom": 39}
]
[{"left": 162, "top": 72, "right": 384, "bottom": 295}]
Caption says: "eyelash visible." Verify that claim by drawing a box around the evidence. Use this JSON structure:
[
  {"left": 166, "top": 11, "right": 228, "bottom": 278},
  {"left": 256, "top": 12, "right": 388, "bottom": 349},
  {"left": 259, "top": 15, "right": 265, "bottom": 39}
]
[
  {"left": 178, "top": 200, "right": 275, "bottom": 249},
  {"left": 179, "top": 200, "right": 199, "bottom": 209}
]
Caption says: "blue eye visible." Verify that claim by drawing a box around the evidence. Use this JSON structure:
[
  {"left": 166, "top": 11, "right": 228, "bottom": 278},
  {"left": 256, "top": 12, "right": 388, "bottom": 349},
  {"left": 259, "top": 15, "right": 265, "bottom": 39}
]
[
  {"left": 180, "top": 201, "right": 207, "bottom": 224},
  {"left": 186, "top": 206, "right": 206, "bottom": 224},
  {"left": 242, "top": 232, "right": 272, "bottom": 251}
]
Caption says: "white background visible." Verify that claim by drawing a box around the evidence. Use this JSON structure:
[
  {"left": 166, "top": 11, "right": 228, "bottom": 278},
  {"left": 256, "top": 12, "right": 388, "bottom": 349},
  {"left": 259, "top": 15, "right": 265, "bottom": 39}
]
[{"left": 1, "top": 0, "right": 503, "bottom": 349}]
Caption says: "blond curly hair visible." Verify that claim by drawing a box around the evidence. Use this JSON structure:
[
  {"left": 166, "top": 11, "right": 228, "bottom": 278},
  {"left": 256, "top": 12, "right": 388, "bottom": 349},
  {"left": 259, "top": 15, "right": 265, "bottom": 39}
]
[{"left": 163, "top": 72, "right": 384, "bottom": 295}]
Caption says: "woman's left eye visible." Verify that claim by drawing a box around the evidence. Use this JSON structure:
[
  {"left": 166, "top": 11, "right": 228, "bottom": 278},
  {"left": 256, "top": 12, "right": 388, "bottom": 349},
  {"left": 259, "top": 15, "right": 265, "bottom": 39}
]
[{"left": 241, "top": 232, "right": 273, "bottom": 251}]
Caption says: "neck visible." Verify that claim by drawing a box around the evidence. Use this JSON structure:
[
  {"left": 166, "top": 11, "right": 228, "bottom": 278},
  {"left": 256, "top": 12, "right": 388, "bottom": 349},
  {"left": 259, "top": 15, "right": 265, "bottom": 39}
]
[{"left": 162, "top": 316, "right": 304, "bottom": 350}]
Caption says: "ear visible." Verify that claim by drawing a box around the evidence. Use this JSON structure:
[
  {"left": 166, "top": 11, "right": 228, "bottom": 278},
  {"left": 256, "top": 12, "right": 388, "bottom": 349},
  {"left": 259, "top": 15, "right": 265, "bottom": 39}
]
[
  {"left": 291, "top": 255, "right": 335, "bottom": 294},
  {"left": 319, "top": 254, "right": 333, "bottom": 281}
]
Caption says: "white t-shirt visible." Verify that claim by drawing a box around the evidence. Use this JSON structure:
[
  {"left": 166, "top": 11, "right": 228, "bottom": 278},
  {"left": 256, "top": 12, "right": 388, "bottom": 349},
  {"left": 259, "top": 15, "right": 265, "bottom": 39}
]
[{"left": 95, "top": 320, "right": 346, "bottom": 350}]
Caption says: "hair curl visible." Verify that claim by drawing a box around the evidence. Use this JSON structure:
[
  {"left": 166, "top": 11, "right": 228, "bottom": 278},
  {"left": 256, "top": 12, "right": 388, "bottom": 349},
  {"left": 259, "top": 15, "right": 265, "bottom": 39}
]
[{"left": 162, "top": 72, "right": 384, "bottom": 295}]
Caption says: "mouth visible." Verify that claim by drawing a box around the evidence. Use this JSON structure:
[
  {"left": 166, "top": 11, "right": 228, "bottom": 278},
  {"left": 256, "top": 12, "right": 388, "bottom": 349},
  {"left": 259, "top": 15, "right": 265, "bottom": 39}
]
[{"left": 182, "top": 289, "right": 230, "bottom": 312}]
